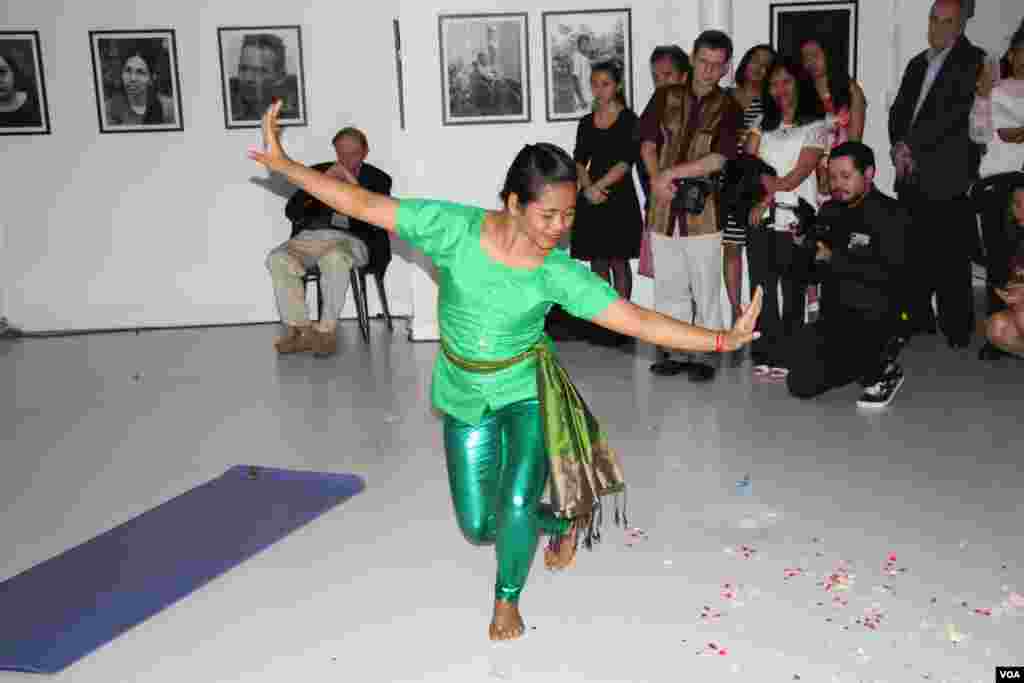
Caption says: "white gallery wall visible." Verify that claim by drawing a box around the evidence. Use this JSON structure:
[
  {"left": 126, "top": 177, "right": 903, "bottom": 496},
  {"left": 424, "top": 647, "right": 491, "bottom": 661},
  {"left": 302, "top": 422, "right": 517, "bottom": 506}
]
[
  {"left": 1, "top": 0, "right": 403, "bottom": 332},
  {"left": 2, "top": 0, "right": 1022, "bottom": 334},
  {"left": 0, "top": 221, "right": 7, "bottom": 323},
  {"left": 396, "top": 0, "right": 681, "bottom": 340}
]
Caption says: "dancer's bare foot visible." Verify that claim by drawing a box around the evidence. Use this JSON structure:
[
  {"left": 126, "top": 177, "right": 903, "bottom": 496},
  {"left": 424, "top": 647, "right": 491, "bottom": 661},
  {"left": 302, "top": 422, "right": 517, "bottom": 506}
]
[
  {"left": 489, "top": 600, "right": 525, "bottom": 641},
  {"left": 544, "top": 523, "right": 578, "bottom": 571}
]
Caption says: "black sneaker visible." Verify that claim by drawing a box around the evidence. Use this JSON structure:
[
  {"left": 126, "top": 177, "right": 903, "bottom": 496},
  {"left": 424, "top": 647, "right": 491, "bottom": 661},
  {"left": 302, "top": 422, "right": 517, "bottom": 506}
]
[
  {"left": 649, "top": 358, "right": 693, "bottom": 376},
  {"left": 687, "top": 362, "right": 716, "bottom": 382},
  {"left": 978, "top": 342, "right": 1007, "bottom": 361},
  {"left": 856, "top": 366, "right": 905, "bottom": 408}
]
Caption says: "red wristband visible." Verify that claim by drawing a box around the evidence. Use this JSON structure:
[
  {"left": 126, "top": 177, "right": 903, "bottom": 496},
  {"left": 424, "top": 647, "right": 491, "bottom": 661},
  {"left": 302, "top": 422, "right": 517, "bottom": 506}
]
[{"left": 715, "top": 333, "right": 725, "bottom": 353}]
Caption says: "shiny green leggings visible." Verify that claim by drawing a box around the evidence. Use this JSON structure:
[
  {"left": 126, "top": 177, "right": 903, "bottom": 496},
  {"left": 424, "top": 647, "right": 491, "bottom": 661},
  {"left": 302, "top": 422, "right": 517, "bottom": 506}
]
[{"left": 444, "top": 399, "right": 571, "bottom": 604}]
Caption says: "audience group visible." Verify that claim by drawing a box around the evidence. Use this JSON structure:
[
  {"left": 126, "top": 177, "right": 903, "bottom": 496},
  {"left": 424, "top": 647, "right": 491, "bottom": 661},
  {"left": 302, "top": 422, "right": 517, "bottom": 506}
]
[
  {"left": 266, "top": 0, "right": 1024, "bottom": 408},
  {"left": 553, "top": 0, "right": 1024, "bottom": 407}
]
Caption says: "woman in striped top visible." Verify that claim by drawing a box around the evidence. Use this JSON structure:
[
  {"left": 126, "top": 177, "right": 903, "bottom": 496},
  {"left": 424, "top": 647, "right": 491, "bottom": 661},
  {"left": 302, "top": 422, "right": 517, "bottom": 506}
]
[{"left": 724, "top": 44, "right": 775, "bottom": 327}]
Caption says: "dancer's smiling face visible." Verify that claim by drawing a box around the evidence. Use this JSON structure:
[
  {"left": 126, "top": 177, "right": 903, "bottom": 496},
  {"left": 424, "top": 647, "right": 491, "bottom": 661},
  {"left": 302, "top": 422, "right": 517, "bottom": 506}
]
[{"left": 509, "top": 181, "right": 577, "bottom": 253}]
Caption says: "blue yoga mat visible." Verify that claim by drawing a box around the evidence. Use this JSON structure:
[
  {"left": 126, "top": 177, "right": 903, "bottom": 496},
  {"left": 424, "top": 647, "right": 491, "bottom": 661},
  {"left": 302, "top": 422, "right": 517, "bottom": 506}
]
[{"left": 0, "top": 465, "right": 365, "bottom": 674}]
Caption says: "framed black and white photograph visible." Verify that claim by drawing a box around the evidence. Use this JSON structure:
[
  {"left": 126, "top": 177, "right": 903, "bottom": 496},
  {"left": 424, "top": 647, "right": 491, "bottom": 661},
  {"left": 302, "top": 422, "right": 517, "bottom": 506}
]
[
  {"left": 770, "top": 1, "right": 858, "bottom": 79},
  {"left": 217, "top": 25, "right": 307, "bottom": 130},
  {"left": 438, "top": 12, "right": 530, "bottom": 126},
  {"left": 0, "top": 31, "right": 52, "bottom": 135},
  {"left": 393, "top": 19, "right": 406, "bottom": 130},
  {"left": 542, "top": 9, "right": 632, "bottom": 122},
  {"left": 89, "top": 29, "right": 184, "bottom": 134}
]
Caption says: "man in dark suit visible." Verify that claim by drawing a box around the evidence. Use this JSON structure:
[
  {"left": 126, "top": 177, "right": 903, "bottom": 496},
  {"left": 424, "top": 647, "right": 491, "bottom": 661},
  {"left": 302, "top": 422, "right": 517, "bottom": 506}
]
[
  {"left": 266, "top": 127, "right": 392, "bottom": 356},
  {"left": 888, "top": 0, "right": 985, "bottom": 348}
]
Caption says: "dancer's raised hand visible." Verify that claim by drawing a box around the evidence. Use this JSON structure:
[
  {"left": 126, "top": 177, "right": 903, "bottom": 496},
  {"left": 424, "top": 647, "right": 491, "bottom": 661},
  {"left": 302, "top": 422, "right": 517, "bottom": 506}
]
[
  {"left": 725, "top": 285, "right": 763, "bottom": 350},
  {"left": 247, "top": 99, "right": 291, "bottom": 173}
]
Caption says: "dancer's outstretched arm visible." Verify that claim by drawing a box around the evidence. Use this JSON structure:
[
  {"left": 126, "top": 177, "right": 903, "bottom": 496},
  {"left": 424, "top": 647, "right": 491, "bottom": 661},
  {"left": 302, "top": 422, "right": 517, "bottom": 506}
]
[
  {"left": 248, "top": 100, "right": 399, "bottom": 233},
  {"left": 592, "top": 286, "right": 763, "bottom": 353}
]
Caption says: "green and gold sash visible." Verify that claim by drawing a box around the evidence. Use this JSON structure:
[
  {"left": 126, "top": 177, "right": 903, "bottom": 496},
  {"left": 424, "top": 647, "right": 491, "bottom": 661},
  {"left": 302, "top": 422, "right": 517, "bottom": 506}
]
[{"left": 441, "top": 337, "right": 626, "bottom": 531}]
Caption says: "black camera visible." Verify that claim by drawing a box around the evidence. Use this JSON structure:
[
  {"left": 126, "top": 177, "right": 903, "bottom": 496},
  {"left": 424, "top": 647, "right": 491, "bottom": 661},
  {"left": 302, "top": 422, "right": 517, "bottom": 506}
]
[
  {"left": 719, "top": 156, "right": 777, "bottom": 225},
  {"left": 797, "top": 219, "right": 833, "bottom": 246},
  {"left": 672, "top": 176, "right": 719, "bottom": 215},
  {"left": 773, "top": 197, "right": 830, "bottom": 247}
]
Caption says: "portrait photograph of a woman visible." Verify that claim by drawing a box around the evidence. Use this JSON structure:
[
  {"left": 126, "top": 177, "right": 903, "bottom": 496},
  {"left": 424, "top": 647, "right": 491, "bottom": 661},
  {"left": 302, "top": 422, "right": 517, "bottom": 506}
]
[
  {"left": 0, "top": 31, "right": 52, "bottom": 135},
  {"left": 89, "top": 30, "right": 184, "bottom": 133}
]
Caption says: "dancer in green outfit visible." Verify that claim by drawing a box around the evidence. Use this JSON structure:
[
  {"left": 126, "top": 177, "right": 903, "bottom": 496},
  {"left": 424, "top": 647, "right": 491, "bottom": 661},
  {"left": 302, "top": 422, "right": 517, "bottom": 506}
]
[{"left": 250, "top": 100, "right": 763, "bottom": 641}]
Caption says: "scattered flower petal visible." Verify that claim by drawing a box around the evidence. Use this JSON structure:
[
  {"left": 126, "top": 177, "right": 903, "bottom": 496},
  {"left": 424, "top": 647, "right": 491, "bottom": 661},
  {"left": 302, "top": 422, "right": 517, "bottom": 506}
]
[{"left": 624, "top": 527, "right": 647, "bottom": 546}]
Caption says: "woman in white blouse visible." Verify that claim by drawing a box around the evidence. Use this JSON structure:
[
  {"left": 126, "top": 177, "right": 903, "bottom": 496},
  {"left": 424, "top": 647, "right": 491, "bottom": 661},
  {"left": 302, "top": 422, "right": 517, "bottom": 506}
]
[
  {"left": 971, "top": 21, "right": 1024, "bottom": 323},
  {"left": 972, "top": 25, "right": 1024, "bottom": 178},
  {"left": 745, "top": 56, "right": 828, "bottom": 377}
]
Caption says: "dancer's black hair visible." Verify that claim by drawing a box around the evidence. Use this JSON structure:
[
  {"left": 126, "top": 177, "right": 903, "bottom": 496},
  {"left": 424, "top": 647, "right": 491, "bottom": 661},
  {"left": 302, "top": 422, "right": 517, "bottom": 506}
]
[{"left": 500, "top": 143, "right": 577, "bottom": 206}]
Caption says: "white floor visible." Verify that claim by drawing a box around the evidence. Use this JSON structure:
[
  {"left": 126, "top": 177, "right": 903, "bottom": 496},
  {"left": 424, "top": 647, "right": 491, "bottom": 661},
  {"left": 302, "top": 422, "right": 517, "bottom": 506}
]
[{"left": 2, "top": 319, "right": 1022, "bottom": 683}]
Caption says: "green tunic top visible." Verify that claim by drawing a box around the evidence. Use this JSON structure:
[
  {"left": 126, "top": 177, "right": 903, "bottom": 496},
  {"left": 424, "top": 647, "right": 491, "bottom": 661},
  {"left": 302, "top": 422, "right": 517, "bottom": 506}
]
[{"left": 396, "top": 198, "right": 619, "bottom": 425}]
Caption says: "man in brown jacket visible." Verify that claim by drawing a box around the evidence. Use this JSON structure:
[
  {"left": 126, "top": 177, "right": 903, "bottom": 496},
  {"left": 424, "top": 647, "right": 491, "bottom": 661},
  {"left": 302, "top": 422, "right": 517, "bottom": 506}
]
[{"left": 640, "top": 30, "right": 743, "bottom": 380}]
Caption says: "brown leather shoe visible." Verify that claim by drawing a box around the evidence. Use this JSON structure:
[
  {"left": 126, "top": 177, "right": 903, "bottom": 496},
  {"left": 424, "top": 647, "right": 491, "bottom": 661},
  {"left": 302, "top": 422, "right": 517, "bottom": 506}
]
[
  {"left": 312, "top": 328, "right": 338, "bottom": 357},
  {"left": 273, "top": 326, "right": 315, "bottom": 354}
]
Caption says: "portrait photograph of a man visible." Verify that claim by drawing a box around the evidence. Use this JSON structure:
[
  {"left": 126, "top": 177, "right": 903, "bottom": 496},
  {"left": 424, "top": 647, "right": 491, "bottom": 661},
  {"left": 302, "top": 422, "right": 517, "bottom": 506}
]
[{"left": 217, "top": 26, "right": 307, "bottom": 129}]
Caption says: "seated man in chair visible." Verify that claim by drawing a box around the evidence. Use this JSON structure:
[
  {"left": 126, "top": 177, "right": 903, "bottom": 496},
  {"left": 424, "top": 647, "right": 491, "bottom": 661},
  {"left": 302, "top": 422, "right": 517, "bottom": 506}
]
[{"left": 266, "top": 127, "right": 393, "bottom": 356}]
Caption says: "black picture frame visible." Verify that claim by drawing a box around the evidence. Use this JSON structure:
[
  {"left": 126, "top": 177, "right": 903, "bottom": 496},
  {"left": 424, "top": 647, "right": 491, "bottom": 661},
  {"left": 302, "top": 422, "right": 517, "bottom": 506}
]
[
  {"left": 438, "top": 12, "right": 531, "bottom": 126},
  {"left": 88, "top": 29, "right": 185, "bottom": 134},
  {"left": 0, "top": 30, "right": 52, "bottom": 136},
  {"left": 393, "top": 19, "right": 406, "bottom": 130},
  {"left": 217, "top": 25, "right": 308, "bottom": 130},
  {"left": 770, "top": 1, "right": 859, "bottom": 80},
  {"left": 542, "top": 8, "right": 633, "bottom": 122}
]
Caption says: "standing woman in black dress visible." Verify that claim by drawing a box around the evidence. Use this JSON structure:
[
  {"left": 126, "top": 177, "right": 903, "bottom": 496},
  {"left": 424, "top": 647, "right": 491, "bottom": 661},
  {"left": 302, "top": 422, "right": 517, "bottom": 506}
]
[{"left": 571, "top": 60, "right": 643, "bottom": 304}]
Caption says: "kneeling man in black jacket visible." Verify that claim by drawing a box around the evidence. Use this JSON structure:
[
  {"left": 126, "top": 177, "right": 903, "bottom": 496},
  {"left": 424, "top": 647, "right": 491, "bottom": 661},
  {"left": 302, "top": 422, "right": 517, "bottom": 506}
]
[{"left": 786, "top": 142, "right": 909, "bottom": 407}]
